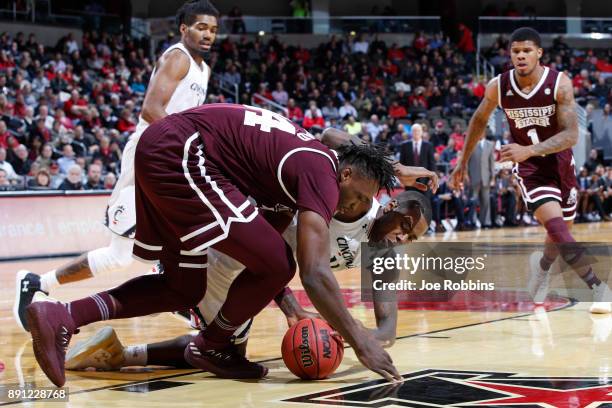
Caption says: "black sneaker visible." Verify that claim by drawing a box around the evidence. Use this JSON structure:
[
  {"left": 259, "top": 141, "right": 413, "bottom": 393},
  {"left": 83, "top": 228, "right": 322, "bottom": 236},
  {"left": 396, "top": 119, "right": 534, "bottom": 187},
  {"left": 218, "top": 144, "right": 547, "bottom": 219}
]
[
  {"left": 184, "top": 336, "right": 268, "bottom": 379},
  {"left": 14, "top": 270, "right": 47, "bottom": 332}
]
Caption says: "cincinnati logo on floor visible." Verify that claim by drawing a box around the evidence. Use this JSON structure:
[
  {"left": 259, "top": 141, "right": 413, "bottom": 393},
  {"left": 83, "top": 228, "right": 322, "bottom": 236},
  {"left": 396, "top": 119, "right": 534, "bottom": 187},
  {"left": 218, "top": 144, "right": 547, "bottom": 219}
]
[{"left": 283, "top": 369, "right": 612, "bottom": 407}]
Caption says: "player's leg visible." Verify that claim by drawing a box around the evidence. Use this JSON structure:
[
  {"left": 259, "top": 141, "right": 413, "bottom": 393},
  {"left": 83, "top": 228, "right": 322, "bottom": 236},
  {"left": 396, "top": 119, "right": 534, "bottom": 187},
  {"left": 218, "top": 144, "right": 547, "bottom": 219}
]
[
  {"left": 65, "top": 325, "right": 194, "bottom": 370},
  {"left": 534, "top": 200, "right": 610, "bottom": 312},
  {"left": 184, "top": 214, "right": 296, "bottom": 378},
  {"left": 14, "top": 137, "right": 140, "bottom": 332}
]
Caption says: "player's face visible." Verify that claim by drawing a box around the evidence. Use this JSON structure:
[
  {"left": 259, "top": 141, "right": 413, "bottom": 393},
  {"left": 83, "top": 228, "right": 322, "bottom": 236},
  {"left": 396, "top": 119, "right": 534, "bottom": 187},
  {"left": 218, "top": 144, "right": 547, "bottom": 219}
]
[
  {"left": 337, "top": 167, "right": 378, "bottom": 218},
  {"left": 181, "top": 14, "right": 218, "bottom": 57},
  {"left": 510, "top": 41, "right": 542, "bottom": 77},
  {"left": 369, "top": 201, "right": 428, "bottom": 244}
]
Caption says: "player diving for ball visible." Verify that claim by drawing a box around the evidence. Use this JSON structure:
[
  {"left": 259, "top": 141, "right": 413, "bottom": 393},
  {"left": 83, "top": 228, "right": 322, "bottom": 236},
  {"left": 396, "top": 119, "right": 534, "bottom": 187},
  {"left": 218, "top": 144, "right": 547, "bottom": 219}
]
[{"left": 63, "top": 129, "right": 435, "bottom": 372}]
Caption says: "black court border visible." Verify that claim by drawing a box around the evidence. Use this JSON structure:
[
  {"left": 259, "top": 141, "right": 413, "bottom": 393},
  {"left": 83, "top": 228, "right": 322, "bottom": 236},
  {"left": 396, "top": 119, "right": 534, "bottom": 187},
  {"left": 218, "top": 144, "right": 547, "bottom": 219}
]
[{"left": 0, "top": 298, "right": 577, "bottom": 406}]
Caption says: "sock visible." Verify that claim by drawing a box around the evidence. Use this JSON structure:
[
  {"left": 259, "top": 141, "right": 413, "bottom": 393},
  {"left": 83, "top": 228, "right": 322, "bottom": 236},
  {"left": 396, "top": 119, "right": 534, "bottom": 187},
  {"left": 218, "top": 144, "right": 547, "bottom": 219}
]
[
  {"left": 581, "top": 268, "right": 602, "bottom": 289},
  {"left": 539, "top": 254, "right": 557, "bottom": 271},
  {"left": 123, "top": 344, "right": 148, "bottom": 366},
  {"left": 67, "top": 292, "right": 117, "bottom": 328},
  {"left": 40, "top": 270, "right": 60, "bottom": 292},
  {"left": 201, "top": 311, "right": 241, "bottom": 349}
]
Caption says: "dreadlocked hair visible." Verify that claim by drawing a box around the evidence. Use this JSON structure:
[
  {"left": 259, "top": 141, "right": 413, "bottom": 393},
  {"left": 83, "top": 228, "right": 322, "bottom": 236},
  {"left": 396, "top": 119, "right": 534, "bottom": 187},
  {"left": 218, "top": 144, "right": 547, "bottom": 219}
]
[{"left": 336, "top": 143, "right": 395, "bottom": 194}]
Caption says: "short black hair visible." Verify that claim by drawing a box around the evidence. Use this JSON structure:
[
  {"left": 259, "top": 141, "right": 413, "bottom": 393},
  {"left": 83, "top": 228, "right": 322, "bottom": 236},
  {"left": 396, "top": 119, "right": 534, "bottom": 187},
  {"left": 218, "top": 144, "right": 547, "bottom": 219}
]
[
  {"left": 509, "top": 27, "right": 541, "bottom": 48},
  {"left": 337, "top": 144, "right": 395, "bottom": 194},
  {"left": 176, "top": 0, "right": 220, "bottom": 31},
  {"left": 395, "top": 191, "right": 432, "bottom": 225}
]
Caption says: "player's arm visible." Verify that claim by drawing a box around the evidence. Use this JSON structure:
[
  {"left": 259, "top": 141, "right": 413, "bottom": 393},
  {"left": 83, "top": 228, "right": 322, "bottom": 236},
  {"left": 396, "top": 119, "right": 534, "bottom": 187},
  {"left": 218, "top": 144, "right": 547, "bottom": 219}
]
[
  {"left": 449, "top": 78, "right": 499, "bottom": 189},
  {"left": 321, "top": 128, "right": 438, "bottom": 192},
  {"left": 528, "top": 74, "right": 578, "bottom": 156},
  {"left": 370, "top": 252, "right": 399, "bottom": 347},
  {"left": 140, "top": 50, "right": 191, "bottom": 124},
  {"left": 297, "top": 210, "right": 401, "bottom": 381}
]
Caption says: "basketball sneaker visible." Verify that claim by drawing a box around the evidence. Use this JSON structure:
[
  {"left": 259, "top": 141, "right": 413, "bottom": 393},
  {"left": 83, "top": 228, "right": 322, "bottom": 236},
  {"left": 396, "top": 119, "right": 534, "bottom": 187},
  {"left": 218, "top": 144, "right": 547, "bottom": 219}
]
[
  {"left": 184, "top": 335, "right": 268, "bottom": 379},
  {"left": 14, "top": 270, "right": 46, "bottom": 332},
  {"left": 66, "top": 326, "right": 125, "bottom": 370},
  {"left": 26, "top": 292, "right": 77, "bottom": 387},
  {"left": 589, "top": 282, "right": 612, "bottom": 314},
  {"left": 527, "top": 252, "right": 551, "bottom": 304}
]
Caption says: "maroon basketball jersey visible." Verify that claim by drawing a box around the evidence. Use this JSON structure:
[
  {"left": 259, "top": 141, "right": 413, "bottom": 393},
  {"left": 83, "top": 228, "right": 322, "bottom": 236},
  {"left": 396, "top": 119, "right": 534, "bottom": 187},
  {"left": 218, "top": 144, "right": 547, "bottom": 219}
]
[
  {"left": 175, "top": 103, "right": 339, "bottom": 223},
  {"left": 499, "top": 67, "right": 575, "bottom": 177}
]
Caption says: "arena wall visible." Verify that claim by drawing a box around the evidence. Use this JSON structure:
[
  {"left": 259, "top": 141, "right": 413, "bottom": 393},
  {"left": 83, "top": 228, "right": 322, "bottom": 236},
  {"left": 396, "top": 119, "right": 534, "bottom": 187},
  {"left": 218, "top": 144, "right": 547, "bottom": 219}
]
[{"left": 0, "top": 193, "right": 111, "bottom": 261}]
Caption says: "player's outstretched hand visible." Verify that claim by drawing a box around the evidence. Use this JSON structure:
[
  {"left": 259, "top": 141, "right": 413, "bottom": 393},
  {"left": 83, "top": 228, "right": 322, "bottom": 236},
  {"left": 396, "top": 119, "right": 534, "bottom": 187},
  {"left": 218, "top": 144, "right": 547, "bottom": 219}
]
[
  {"left": 448, "top": 165, "right": 467, "bottom": 190},
  {"left": 500, "top": 143, "right": 533, "bottom": 163},
  {"left": 353, "top": 327, "right": 402, "bottom": 382},
  {"left": 394, "top": 164, "right": 439, "bottom": 193}
]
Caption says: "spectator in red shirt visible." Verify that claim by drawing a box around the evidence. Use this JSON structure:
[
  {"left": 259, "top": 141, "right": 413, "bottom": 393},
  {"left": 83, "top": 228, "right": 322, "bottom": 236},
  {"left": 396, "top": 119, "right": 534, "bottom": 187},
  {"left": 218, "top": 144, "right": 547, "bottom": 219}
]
[
  {"left": 388, "top": 100, "right": 408, "bottom": 119},
  {"left": 0, "top": 120, "right": 10, "bottom": 149},
  {"left": 13, "top": 93, "right": 27, "bottom": 118},
  {"left": 302, "top": 101, "right": 325, "bottom": 130},
  {"left": 0, "top": 94, "right": 14, "bottom": 116},
  {"left": 117, "top": 108, "right": 137, "bottom": 134},
  {"left": 449, "top": 123, "right": 465, "bottom": 152},
  {"left": 286, "top": 98, "right": 304, "bottom": 125},
  {"left": 413, "top": 31, "right": 428, "bottom": 52},
  {"left": 387, "top": 43, "right": 404, "bottom": 62},
  {"left": 457, "top": 24, "right": 475, "bottom": 53},
  {"left": 64, "top": 90, "right": 88, "bottom": 119}
]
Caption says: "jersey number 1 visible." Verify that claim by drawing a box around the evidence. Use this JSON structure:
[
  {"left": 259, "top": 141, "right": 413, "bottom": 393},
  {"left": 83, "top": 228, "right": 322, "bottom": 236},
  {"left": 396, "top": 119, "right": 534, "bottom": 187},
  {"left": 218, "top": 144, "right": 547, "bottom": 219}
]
[{"left": 527, "top": 128, "right": 540, "bottom": 145}]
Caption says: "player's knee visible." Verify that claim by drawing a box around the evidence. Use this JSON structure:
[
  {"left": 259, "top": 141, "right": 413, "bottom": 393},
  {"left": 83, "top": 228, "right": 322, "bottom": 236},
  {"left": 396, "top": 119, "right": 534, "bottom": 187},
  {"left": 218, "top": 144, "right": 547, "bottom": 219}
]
[{"left": 543, "top": 217, "right": 574, "bottom": 244}]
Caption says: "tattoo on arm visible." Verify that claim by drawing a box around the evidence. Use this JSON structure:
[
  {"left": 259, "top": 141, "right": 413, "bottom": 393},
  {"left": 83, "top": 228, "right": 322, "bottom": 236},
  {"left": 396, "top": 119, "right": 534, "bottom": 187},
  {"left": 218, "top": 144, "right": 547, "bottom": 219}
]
[{"left": 530, "top": 76, "right": 579, "bottom": 156}]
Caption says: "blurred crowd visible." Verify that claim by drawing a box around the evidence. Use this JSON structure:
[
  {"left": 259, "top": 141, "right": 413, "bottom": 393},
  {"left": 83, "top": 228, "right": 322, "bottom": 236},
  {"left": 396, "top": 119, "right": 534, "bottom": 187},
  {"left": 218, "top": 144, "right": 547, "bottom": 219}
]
[{"left": 0, "top": 27, "right": 609, "bottom": 231}]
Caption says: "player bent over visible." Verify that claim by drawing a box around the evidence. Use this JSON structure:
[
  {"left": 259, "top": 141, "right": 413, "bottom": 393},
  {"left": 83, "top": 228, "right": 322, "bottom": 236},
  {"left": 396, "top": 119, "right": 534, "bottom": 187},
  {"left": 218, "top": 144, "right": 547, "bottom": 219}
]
[{"left": 65, "top": 191, "right": 433, "bottom": 370}]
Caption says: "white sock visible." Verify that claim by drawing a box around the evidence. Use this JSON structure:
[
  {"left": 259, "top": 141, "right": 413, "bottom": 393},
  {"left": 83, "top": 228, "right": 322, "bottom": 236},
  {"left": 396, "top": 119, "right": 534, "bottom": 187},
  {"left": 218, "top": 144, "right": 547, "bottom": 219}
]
[
  {"left": 40, "top": 270, "right": 60, "bottom": 292},
  {"left": 123, "top": 344, "right": 148, "bottom": 366}
]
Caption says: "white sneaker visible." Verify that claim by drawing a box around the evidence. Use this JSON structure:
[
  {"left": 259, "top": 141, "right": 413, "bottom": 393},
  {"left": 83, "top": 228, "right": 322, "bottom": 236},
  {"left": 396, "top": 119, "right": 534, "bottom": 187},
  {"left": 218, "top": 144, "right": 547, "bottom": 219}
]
[
  {"left": 590, "top": 283, "right": 612, "bottom": 314},
  {"left": 527, "top": 252, "right": 550, "bottom": 304},
  {"left": 65, "top": 326, "right": 125, "bottom": 370}
]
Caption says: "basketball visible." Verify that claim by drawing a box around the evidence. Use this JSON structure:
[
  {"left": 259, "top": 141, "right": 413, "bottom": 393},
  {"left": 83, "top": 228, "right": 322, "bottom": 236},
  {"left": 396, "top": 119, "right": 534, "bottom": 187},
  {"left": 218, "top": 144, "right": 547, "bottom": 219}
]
[{"left": 281, "top": 318, "right": 344, "bottom": 380}]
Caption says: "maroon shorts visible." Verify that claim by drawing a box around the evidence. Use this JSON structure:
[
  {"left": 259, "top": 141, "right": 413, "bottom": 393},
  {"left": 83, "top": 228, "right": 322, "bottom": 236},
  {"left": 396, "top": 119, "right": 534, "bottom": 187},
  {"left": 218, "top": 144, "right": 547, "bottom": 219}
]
[
  {"left": 512, "top": 156, "right": 578, "bottom": 221},
  {"left": 132, "top": 116, "right": 258, "bottom": 266}
]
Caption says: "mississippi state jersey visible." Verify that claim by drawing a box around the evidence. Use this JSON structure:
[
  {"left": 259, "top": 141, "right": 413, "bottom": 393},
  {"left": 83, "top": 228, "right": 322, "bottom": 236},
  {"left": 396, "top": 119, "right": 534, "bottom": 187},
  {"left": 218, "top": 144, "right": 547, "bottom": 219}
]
[
  {"left": 282, "top": 199, "right": 381, "bottom": 271},
  {"left": 498, "top": 66, "right": 578, "bottom": 213},
  {"left": 134, "top": 42, "right": 209, "bottom": 136}
]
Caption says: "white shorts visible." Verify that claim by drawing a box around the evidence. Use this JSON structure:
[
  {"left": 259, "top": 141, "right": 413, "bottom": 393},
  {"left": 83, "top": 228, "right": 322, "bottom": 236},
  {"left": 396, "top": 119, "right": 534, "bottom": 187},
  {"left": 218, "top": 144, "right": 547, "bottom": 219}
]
[
  {"left": 191, "top": 249, "right": 252, "bottom": 344},
  {"left": 106, "top": 132, "right": 141, "bottom": 238}
]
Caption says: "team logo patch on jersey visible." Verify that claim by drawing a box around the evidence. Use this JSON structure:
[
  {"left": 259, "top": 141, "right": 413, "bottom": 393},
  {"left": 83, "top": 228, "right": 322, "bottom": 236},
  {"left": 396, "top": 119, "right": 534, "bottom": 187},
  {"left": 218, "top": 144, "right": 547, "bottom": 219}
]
[
  {"left": 506, "top": 89, "right": 514, "bottom": 96},
  {"left": 283, "top": 369, "right": 612, "bottom": 407},
  {"left": 544, "top": 87, "right": 551, "bottom": 95},
  {"left": 567, "top": 187, "right": 578, "bottom": 206},
  {"left": 112, "top": 205, "right": 125, "bottom": 225}
]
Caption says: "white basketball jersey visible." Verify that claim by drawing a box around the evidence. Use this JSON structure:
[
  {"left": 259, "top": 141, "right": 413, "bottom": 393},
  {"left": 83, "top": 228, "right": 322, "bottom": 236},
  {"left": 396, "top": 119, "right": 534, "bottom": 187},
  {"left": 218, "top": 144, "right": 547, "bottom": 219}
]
[
  {"left": 134, "top": 42, "right": 209, "bottom": 136},
  {"left": 207, "top": 199, "right": 381, "bottom": 281},
  {"left": 282, "top": 199, "right": 381, "bottom": 271}
]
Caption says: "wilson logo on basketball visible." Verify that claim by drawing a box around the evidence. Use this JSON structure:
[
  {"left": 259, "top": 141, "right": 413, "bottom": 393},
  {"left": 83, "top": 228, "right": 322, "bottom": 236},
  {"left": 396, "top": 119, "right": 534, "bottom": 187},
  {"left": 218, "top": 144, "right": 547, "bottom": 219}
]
[{"left": 299, "top": 326, "right": 314, "bottom": 367}]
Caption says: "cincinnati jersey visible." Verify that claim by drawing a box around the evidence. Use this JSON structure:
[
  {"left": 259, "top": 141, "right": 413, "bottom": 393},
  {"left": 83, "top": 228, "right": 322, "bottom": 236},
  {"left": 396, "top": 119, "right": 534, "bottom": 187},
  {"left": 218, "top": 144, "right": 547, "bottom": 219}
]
[
  {"left": 134, "top": 42, "right": 209, "bottom": 136},
  {"left": 282, "top": 199, "right": 381, "bottom": 271},
  {"left": 498, "top": 66, "right": 578, "bottom": 215}
]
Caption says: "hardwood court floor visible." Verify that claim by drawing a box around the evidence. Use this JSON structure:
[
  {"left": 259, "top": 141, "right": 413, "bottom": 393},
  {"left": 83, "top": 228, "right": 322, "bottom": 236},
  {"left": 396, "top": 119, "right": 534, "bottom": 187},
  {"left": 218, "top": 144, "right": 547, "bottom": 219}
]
[{"left": 0, "top": 222, "right": 610, "bottom": 407}]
